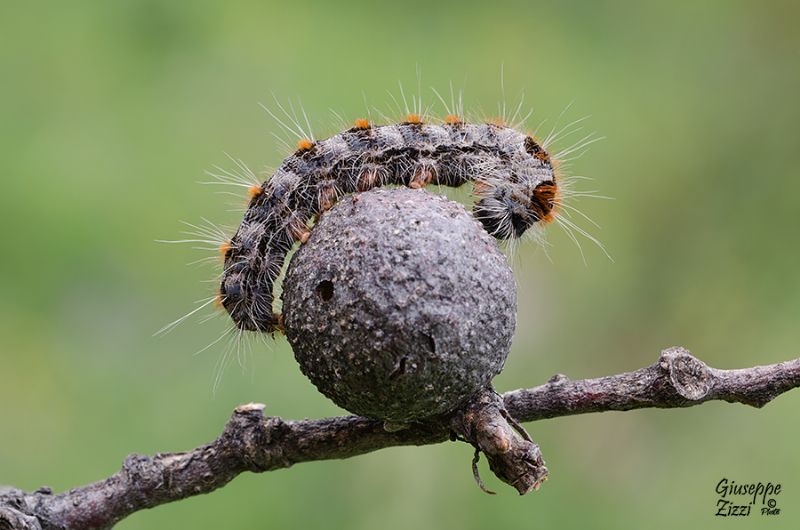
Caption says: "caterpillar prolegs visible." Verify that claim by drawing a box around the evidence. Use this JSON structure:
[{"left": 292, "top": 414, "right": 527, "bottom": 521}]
[{"left": 220, "top": 116, "right": 562, "bottom": 333}]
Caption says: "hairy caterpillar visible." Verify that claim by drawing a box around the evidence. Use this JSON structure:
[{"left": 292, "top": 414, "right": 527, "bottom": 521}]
[
  {"left": 221, "top": 113, "right": 566, "bottom": 334},
  {"left": 159, "top": 86, "right": 608, "bottom": 346}
]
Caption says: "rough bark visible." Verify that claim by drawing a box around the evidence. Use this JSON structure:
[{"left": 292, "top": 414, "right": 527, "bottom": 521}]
[{"left": 1, "top": 347, "right": 798, "bottom": 530}]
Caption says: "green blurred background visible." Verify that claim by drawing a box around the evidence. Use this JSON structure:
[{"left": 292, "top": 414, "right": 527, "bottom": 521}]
[{"left": 2, "top": 1, "right": 798, "bottom": 528}]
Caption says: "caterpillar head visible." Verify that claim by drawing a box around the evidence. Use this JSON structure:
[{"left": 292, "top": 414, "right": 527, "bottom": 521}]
[
  {"left": 472, "top": 181, "right": 556, "bottom": 238},
  {"left": 473, "top": 136, "right": 559, "bottom": 239},
  {"left": 473, "top": 175, "right": 559, "bottom": 240}
]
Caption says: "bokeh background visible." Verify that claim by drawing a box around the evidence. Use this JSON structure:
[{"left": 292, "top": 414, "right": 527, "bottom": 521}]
[{"left": 2, "top": 1, "right": 798, "bottom": 528}]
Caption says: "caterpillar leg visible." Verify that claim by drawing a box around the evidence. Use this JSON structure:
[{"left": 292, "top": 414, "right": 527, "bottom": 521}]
[
  {"left": 273, "top": 312, "right": 285, "bottom": 334},
  {"left": 317, "top": 182, "right": 339, "bottom": 213},
  {"left": 288, "top": 217, "right": 312, "bottom": 245},
  {"left": 409, "top": 164, "right": 435, "bottom": 189},
  {"left": 291, "top": 225, "right": 311, "bottom": 244}
]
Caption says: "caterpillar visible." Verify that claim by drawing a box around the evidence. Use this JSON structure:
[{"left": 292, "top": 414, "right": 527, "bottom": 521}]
[{"left": 219, "top": 113, "right": 565, "bottom": 333}]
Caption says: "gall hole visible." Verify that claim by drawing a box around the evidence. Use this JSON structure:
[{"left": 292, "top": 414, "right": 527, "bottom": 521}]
[
  {"left": 315, "top": 280, "right": 334, "bottom": 302},
  {"left": 389, "top": 356, "right": 408, "bottom": 380},
  {"left": 425, "top": 334, "right": 436, "bottom": 354}
]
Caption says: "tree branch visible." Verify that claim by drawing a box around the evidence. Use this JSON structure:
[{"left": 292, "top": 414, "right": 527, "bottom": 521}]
[{"left": 2, "top": 347, "right": 798, "bottom": 530}]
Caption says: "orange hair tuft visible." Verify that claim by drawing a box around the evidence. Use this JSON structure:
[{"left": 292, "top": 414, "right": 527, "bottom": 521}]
[
  {"left": 535, "top": 183, "right": 561, "bottom": 224},
  {"left": 214, "top": 293, "right": 225, "bottom": 309},
  {"left": 296, "top": 138, "right": 314, "bottom": 152}
]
